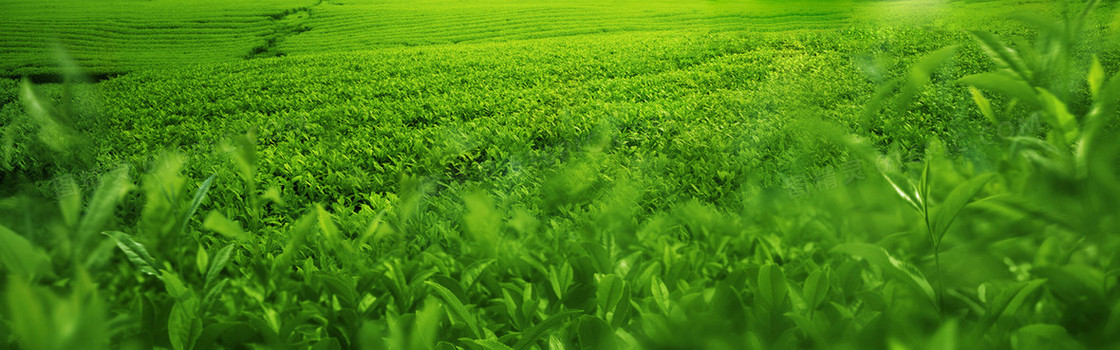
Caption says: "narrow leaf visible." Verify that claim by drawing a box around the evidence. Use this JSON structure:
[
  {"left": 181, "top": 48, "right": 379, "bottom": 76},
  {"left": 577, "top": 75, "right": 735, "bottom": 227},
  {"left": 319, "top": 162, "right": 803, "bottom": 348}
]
[
  {"left": 103, "top": 231, "right": 158, "bottom": 276},
  {"left": 1089, "top": 56, "right": 1104, "bottom": 98},
  {"left": 0, "top": 224, "right": 51, "bottom": 277},
  {"left": 425, "top": 281, "right": 481, "bottom": 338},
  {"left": 882, "top": 173, "right": 921, "bottom": 212},
  {"left": 202, "top": 211, "right": 250, "bottom": 242},
  {"left": 969, "top": 87, "right": 997, "bottom": 124},
  {"left": 969, "top": 31, "right": 1032, "bottom": 82},
  {"left": 931, "top": 173, "right": 996, "bottom": 241},
  {"left": 758, "top": 264, "right": 788, "bottom": 310},
  {"left": 803, "top": 270, "right": 829, "bottom": 311},
  {"left": 80, "top": 167, "right": 133, "bottom": 240},
  {"left": 174, "top": 174, "right": 215, "bottom": 236},
  {"left": 205, "top": 244, "right": 235, "bottom": 288},
  {"left": 833, "top": 243, "right": 936, "bottom": 307},
  {"left": 513, "top": 310, "right": 582, "bottom": 350},
  {"left": 1036, "top": 88, "right": 1081, "bottom": 143},
  {"left": 959, "top": 72, "right": 1039, "bottom": 106}
]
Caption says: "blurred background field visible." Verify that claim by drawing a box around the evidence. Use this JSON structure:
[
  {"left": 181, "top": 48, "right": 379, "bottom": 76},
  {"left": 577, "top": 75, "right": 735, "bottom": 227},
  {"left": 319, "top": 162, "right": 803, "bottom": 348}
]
[{"left": 2, "top": 0, "right": 1119, "bottom": 349}]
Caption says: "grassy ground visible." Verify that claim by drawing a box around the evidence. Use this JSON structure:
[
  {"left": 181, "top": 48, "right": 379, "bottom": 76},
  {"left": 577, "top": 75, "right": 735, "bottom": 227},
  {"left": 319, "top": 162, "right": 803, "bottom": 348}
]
[{"left": 3, "top": 0, "right": 1120, "bottom": 349}]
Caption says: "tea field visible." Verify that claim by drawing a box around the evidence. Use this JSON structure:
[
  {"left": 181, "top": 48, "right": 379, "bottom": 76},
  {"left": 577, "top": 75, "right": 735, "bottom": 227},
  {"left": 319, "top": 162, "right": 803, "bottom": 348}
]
[{"left": 3, "top": 0, "right": 1120, "bottom": 349}]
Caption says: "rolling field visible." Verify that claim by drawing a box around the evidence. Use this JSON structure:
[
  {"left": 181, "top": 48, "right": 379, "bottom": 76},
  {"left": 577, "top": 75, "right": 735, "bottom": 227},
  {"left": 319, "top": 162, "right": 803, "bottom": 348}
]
[
  {"left": 3, "top": 0, "right": 1120, "bottom": 349},
  {"left": 1, "top": 0, "right": 1055, "bottom": 75},
  {"left": 0, "top": 0, "right": 319, "bottom": 77}
]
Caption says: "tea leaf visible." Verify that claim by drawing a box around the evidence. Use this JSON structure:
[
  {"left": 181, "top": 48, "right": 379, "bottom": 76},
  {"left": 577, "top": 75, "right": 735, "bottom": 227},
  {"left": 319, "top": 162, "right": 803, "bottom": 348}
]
[
  {"left": 969, "top": 87, "right": 997, "bottom": 124},
  {"left": 1089, "top": 56, "right": 1104, "bottom": 99},
  {"left": 1036, "top": 88, "right": 1081, "bottom": 143},
  {"left": 202, "top": 210, "right": 250, "bottom": 242},
  {"left": 103, "top": 231, "right": 158, "bottom": 276},
  {"left": 80, "top": 167, "right": 133, "bottom": 241},
  {"left": 931, "top": 173, "right": 995, "bottom": 242},
  {"left": 513, "top": 310, "right": 581, "bottom": 350},
  {"left": 425, "top": 280, "right": 481, "bottom": 338},
  {"left": 969, "top": 31, "right": 1032, "bottom": 82},
  {"left": 758, "top": 264, "right": 788, "bottom": 311},
  {"left": 174, "top": 174, "right": 215, "bottom": 237},
  {"left": 205, "top": 244, "right": 235, "bottom": 288},
  {"left": 959, "top": 72, "right": 1039, "bottom": 106},
  {"left": 803, "top": 270, "right": 829, "bottom": 311}
]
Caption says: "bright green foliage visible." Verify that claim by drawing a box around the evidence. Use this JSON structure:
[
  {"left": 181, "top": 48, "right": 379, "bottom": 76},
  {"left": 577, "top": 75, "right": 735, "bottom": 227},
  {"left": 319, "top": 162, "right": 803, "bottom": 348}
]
[{"left": 3, "top": 0, "right": 1120, "bottom": 349}]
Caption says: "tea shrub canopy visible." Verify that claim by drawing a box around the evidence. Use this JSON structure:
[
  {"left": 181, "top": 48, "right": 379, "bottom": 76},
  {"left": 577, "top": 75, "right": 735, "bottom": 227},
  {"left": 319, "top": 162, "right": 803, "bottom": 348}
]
[{"left": 2, "top": 0, "right": 1119, "bottom": 349}]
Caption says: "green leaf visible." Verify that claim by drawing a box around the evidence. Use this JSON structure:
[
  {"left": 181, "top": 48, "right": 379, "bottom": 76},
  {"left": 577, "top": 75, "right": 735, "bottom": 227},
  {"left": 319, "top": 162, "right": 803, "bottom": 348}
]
[
  {"left": 582, "top": 242, "right": 612, "bottom": 274},
  {"left": 315, "top": 204, "right": 339, "bottom": 241},
  {"left": 467, "top": 338, "right": 515, "bottom": 350},
  {"left": 597, "top": 274, "right": 631, "bottom": 328},
  {"left": 785, "top": 312, "right": 824, "bottom": 344},
  {"left": 463, "top": 190, "right": 501, "bottom": 257},
  {"left": 319, "top": 273, "right": 360, "bottom": 307},
  {"left": 513, "top": 310, "right": 582, "bottom": 350},
  {"left": 103, "top": 231, "right": 159, "bottom": 276},
  {"left": 803, "top": 270, "right": 829, "bottom": 311},
  {"left": 897, "top": 46, "right": 958, "bottom": 107},
  {"left": 969, "top": 31, "right": 1032, "bottom": 82},
  {"left": 930, "top": 173, "right": 995, "bottom": 242},
  {"left": 650, "top": 275, "right": 671, "bottom": 315},
  {"left": 57, "top": 175, "right": 82, "bottom": 228},
  {"left": 576, "top": 316, "right": 616, "bottom": 350},
  {"left": 596, "top": 274, "right": 626, "bottom": 316},
  {"left": 274, "top": 210, "right": 316, "bottom": 272},
  {"left": 1089, "top": 56, "right": 1104, "bottom": 99},
  {"left": 1033, "top": 264, "right": 1105, "bottom": 304},
  {"left": 19, "top": 78, "right": 80, "bottom": 152},
  {"left": 161, "top": 269, "right": 191, "bottom": 299},
  {"left": 548, "top": 335, "right": 566, "bottom": 350},
  {"left": 1085, "top": 71, "right": 1120, "bottom": 138},
  {"left": 1013, "top": 324, "right": 1079, "bottom": 349},
  {"left": 833, "top": 243, "right": 936, "bottom": 307},
  {"left": 230, "top": 132, "right": 257, "bottom": 185},
  {"left": 757, "top": 264, "right": 788, "bottom": 311},
  {"left": 919, "top": 161, "right": 930, "bottom": 209},
  {"left": 428, "top": 275, "right": 467, "bottom": 306},
  {"left": 5, "top": 276, "right": 49, "bottom": 350},
  {"left": 928, "top": 320, "right": 958, "bottom": 350},
  {"left": 205, "top": 244, "right": 235, "bottom": 288},
  {"left": 959, "top": 72, "right": 1039, "bottom": 107},
  {"left": 1036, "top": 88, "right": 1081, "bottom": 143},
  {"left": 501, "top": 288, "right": 524, "bottom": 329},
  {"left": 168, "top": 297, "right": 201, "bottom": 350},
  {"left": 1009, "top": 13, "right": 1065, "bottom": 38},
  {"left": 461, "top": 258, "right": 496, "bottom": 292},
  {"left": 202, "top": 210, "right": 250, "bottom": 242},
  {"left": 196, "top": 243, "right": 209, "bottom": 277},
  {"left": 881, "top": 172, "right": 921, "bottom": 212},
  {"left": 261, "top": 186, "right": 283, "bottom": 205},
  {"left": 998, "top": 279, "right": 1047, "bottom": 323},
  {"left": 80, "top": 167, "right": 133, "bottom": 242},
  {"left": 914, "top": 46, "right": 959, "bottom": 78},
  {"left": 0, "top": 224, "right": 51, "bottom": 278},
  {"left": 425, "top": 280, "right": 481, "bottom": 338},
  {"left": 548, "top": 262, "right": 574, "bottom": 300},
  {"left": 357, "top": 208, "right": 387, "bottom": 246},
  {"left": 174, "top": 174, "right": 215, "bottom": 237},
  {"left": 969, "top": 87, "right": 997, "bottom": 125}
]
